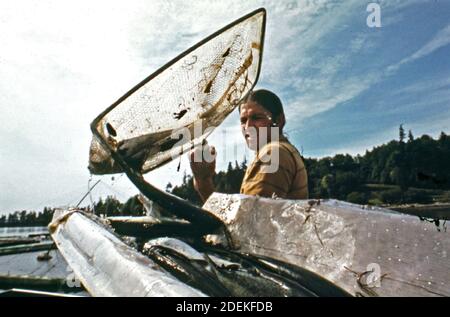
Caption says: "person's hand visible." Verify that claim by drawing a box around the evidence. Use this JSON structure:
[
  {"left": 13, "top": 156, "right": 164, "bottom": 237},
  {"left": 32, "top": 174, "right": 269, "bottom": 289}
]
[{"left": 189, "top": 142, "right": 216, "bottom": 180}]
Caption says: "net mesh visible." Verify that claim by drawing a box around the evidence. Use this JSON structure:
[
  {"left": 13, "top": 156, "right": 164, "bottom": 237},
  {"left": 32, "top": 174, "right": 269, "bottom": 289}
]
[{"left": 89, "top": 10, "right": 265, "bottom": 175}]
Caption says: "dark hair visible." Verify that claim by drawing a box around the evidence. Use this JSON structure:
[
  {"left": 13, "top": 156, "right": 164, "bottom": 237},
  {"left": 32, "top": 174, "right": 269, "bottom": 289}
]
[{"left": 241, "top": 89, "right": 284, "bottom": 119}]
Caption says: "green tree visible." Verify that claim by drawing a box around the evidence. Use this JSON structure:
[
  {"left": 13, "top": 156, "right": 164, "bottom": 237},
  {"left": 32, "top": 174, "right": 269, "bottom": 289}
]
[
  {"left": 121, "top": 195, "right": 144, "bottom": 216},
  {"left": 408, "top": 130, "right": 414, "bottom": 142},
  {"left": 346, "top": 192, "right": 367, "bottom": 205},
  {"left": 399, "top": 124, "right": 405, "bottom": 143},
  {"left": 0, "top": 215, "right": 6, "bottom": 226}
]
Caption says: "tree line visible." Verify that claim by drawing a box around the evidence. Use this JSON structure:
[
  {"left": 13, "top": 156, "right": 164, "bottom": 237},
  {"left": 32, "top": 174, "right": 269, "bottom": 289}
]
[{"left": 0, "top": 195, "right": 145, "bottom": 227}]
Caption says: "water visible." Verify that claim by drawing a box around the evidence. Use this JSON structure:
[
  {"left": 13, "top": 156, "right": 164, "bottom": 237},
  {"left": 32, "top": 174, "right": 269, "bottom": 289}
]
[{"left": 0, "top": 226, "right": 48, "bottom": 237}]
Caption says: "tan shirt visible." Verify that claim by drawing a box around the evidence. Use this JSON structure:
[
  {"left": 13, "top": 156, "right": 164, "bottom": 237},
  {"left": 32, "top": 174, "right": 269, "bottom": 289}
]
[{"left": 240, "top": 136, "right": 308, "bottom": 199}]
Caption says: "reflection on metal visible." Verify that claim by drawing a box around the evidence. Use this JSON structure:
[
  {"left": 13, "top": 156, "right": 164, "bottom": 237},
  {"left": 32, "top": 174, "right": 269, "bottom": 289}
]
[
  {"left": 203, "top": 193, "right": 450, "bottom": 297},
  {"left": 49, "top": 209, "right": 206, "bottom": 297},
  {"left": 142, "top": 237, "right": 346, "bottom": 297}
]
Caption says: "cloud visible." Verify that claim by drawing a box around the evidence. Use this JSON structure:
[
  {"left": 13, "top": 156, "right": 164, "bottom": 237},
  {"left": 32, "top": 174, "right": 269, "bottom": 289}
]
[
  {"left": 387, "top": 24, "right": 450, "bottom": 74},
  {"left": 392, "top": 76, "right": 450, "bottom": 96},
  {"left": 260, "top": 1, "right": 358, "bottom": 86},
  {"left": 287, "top": 74, "right": 377, "bottom": 121},
  {"left": 379, "top": 0, "right": 424, "bottom": 11},
  {"left": 405, "top": 24, "right": 450, "bottom": 60}
]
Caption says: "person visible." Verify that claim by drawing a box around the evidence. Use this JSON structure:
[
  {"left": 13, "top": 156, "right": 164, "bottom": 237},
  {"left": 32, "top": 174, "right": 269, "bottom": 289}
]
[{"left": 189, "top": 89, "right": 308, "bottom": 203}]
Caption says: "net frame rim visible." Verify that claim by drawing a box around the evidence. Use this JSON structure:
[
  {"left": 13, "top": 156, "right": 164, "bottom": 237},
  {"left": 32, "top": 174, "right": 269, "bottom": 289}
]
[{"left": 90, "top": 7, "right": 266, "bottom": 175}]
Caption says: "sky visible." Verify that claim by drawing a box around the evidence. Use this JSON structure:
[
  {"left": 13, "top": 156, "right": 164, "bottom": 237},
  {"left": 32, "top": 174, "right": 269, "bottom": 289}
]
[{"left": 1, "top": 0, "right": 449, "bottom": 214}]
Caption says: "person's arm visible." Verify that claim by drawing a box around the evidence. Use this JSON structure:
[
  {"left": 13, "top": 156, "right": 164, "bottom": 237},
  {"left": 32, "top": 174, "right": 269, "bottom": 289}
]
[
  {"left": 189, "top": 143, "right": 217, "bottom": 203},
  {"left": 193, "top": 176, "right": 215, "bottom": 203}
]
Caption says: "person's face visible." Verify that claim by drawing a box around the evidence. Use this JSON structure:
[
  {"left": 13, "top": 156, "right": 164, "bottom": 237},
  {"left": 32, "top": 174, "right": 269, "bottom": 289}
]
[{"left": 240, "top": 101, "right": 274, "bottom": 151}]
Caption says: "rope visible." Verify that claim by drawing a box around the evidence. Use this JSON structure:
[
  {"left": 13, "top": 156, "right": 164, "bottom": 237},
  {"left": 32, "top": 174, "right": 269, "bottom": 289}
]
[{"left": 75, "top": 180, "right": 101, "bottom": 208}]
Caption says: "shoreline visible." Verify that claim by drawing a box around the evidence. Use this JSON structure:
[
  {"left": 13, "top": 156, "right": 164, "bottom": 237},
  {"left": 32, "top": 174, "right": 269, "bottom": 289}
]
[{"left": 388, "top": 202, "right": 450, "bottom": 220}]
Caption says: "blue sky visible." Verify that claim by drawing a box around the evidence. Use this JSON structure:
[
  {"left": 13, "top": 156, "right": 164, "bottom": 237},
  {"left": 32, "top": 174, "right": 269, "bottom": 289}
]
[
  {"left": 265, "top": 0, "right": 450, "bottom": 157},
  {"left": 1, "top": 1, "right": 449, "bottom": 213}
]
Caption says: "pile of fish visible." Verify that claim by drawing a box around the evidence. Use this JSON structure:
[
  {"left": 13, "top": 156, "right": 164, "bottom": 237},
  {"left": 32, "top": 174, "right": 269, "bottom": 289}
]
[
  {"left": 48, "top": 208, "right": 350, "bottom": 297},
  {"left": 47, "top": 194, "right": 450, "bottom": 297}
]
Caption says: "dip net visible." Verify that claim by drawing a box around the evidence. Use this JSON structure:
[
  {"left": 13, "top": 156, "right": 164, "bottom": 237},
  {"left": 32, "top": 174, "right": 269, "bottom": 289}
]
[{"left": 89, "top": 9, "right": 266, "bottom": 175}]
